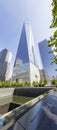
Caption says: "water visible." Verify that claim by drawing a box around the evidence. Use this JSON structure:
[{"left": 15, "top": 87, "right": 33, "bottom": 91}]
[
  {"left": 0, "top": 95, "right": 32, "bottom": 106},
  {"left": 0, "top": 95, "right": 32, "bottom": 129},
  {"left": 0, "top": 102, "right": 20, "bottom": 115},
  {"left": 1, "top": 90, "right": 57, "bottom": 130},
  {"left": 13, "top": 91, "right": 57, "bottom": 130}
]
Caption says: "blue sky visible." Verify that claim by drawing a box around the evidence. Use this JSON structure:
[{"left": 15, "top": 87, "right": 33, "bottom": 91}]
[{"left": 0, "top": 0, "right": 53, "bottom": 70}]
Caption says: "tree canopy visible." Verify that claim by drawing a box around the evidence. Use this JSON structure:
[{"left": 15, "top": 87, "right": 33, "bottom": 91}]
[{"left": 48, "top": 0, "right": 57, "bottom": 64}]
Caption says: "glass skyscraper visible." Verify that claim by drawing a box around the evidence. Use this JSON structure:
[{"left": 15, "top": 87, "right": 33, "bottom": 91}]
[
  {"left": 0, "top": 49, "right": 12, "bottom": 81},
  {"left": 12, "top": 22, "right": 40, "bottom": 83},
  {"left": 38, "top": 39, "right": 57, "bottom": 78}
]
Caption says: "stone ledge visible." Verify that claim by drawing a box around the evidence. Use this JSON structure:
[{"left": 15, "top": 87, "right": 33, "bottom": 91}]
[{"left": 0, "top": 90, "right": 52, "bottom": 130}]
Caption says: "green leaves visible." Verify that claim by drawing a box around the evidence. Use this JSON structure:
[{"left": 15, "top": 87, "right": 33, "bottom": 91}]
[
  {"left": 50, "top": 0, "right": 57, "bottom": 28},
  {"left": 54, "top": 30, "right": 57, "bottom": 36},
  {"left": 48, "top": 1, "right": 57, "bottom": 66},
  {"left": 32, "top": 81, "right": 38, "bottom": 87},
  {"left": 51, "top": 78, "right": 57, "bottom": 85},
  {"left": 51, "top": 0, "right": 57, "bottom": 27}
]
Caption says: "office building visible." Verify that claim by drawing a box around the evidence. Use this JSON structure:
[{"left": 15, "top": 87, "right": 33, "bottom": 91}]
[
  {"left": 38, "top": 39, "right": 57, "bottom": 78},
  {"left": 12, "top": 22, "right": 40, "bottom": 83},
  {"left": 0, "top": 49, "right": 12, "bottom": 81}
]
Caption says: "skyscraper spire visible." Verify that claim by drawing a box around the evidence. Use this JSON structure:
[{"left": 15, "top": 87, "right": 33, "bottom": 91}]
[
  {"left": 14, "top": 22, "right": 38, "bottom": 67},
  {"left": 12, "top": 22, "right": 40, "bottom": 83}
]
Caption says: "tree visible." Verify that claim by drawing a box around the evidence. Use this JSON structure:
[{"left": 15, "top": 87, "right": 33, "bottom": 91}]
[
  {"left": 51, "top": 78, "right": 57, "bottom": 85},
  {"left": 48, "top": 0, "right": 57, "bottom": 64},
  {"left": 43, "top": 80, "right": 48, "bottom": 86},
  {"left": 39, "top": 80, "right": 44, "bottom": 87},
  {"left": 32, "top": 81, "right": 38, "bottom": 87}
]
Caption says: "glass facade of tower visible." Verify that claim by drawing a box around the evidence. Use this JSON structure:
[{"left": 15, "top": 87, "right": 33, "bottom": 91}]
[
  {"left": 38, "top": 39, "right": 57, "bottom": 77},
  {"left": 0, "top": 49, "right": 8, "bottom": 63},
  {"left": 0, "top": 49, "right": 12, "bottom": 81},
  {"left": 12, "top": 23, "right": 40, "bottom": 83},
  {"left": 14, "top": 23, "right": 38, "bottom": 67},
  {"left": 14, "top": 24, "right": 29, "bottom": 67}
]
